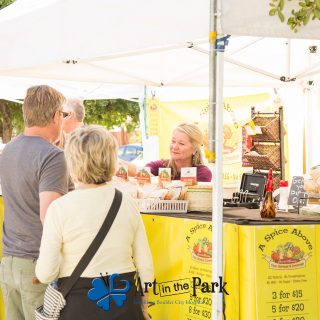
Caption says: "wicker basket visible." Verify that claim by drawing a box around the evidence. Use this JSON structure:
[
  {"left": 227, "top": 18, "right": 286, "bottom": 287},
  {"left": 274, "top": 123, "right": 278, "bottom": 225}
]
[
  {"left": 244, "top": 144, "right": 281, "bottom": 170},
  {"left": 251, "top": 115, "right": 280, "bottom": 142},
  {"left": 187, "top": 186, "right": 212, "bottom": 212},
  {"left": 137, "top": 199, "right": 188, "bottom": 213},
  {"left": 272, "top": 174, "right": 281, "bottom": 190}
]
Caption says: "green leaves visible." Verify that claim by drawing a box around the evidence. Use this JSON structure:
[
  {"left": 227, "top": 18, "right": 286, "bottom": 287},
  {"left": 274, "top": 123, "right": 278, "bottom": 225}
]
[
  {"left": 84, "top": 99, "right": 140, "bottom": 133},
  {"left": 278, "top": 8, "right": 285, "bottom": 22},
  {"left": 279, "top": 0, "right": 284, "bottom": 10},
  {"left": 0, "top": 0, "right": 15, "bottom": 10},
  {"left": 269, "top": 0, "right": 320, "bottom": 32},
  {"left": 0, "top": 98, "right": 140, "bottom": 142},
  {"left": 269, "top": 8, "right": 277, "bottom": 16}
]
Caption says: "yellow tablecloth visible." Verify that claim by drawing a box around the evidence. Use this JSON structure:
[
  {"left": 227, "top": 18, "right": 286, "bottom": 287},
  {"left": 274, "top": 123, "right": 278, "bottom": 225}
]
[
  {"left": 0, "top": 197, "right": 5, "bottom": 320},
  {"left": 141, "top": 214, "right": 239, "bottom": 320},
  {"left": 142, "top": 213, "right": 320, "bottom": 320}
]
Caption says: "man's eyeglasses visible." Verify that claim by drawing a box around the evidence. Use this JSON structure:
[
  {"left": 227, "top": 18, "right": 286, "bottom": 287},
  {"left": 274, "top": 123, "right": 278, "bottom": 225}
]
[{"left": 60, "top": 111, "right": 69, "bottom": 118}]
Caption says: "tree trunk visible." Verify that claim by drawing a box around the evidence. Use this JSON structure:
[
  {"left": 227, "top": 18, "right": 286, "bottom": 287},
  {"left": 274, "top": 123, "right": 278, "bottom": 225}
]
[{"left": 0, "top": 100, "right": 12, "bottom": 143}]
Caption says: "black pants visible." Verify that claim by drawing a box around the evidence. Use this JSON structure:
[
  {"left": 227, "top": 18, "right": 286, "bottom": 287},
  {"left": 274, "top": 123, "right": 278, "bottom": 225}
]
[{"left": 58, "top": 272, "right": 144, "bottom": 320}]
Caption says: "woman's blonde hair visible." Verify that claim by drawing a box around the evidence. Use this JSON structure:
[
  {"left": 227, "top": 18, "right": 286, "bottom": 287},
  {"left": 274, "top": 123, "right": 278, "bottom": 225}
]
[
  {"left": 167, "top": 123, "right": 205, "bottom": 177},
  {"left": 65, "top": 125, "right": 118, "bottom": 184}
]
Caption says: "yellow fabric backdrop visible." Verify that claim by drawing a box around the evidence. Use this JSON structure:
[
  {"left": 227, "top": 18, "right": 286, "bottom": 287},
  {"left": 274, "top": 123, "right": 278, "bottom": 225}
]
[{"left": 156, "top": 93, "right": 271, "bottom": 188}]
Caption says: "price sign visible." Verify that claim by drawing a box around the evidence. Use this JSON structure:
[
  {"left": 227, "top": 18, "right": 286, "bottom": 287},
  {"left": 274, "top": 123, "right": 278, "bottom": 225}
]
[
  {"left": 183, "top": 220, "right": 213, "bottom": 320},
  {"left": 255, "top": 225, "right": 318, "bottom": 320},
  {"left": 288, "top": 176, "right": 308, "bottom": 207}
]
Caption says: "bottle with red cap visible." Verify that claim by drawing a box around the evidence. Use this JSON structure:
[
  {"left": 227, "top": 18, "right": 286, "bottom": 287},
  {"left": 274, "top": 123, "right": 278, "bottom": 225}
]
[
  {"left": 260, "top": 168, "right": 277, "bottom": 218},
  {"left": 278, "top": 180, "right": 289, "bottom": 211}
]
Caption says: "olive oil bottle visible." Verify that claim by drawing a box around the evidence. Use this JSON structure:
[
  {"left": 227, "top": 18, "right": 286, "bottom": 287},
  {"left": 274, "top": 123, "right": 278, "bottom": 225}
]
[{"left": 260, "top": 168, "right": 276, "bottom": 218}]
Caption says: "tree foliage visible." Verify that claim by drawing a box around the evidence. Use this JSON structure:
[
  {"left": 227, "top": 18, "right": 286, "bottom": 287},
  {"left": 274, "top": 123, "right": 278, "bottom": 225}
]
[
  {"left": 84, "top": 99, "right": 140, "bottom": 133},
  {"left": 0, "top": 0, "right": 15, "bottom": 9},
  {"left": 0, "top": 98, "right": 140, "bottom": 142},
  {"left": 0, "top": 100, "right": 23, "bottom": 143},
  {"left": 269, "top": 0, "right": 320, "bottom": 32}
]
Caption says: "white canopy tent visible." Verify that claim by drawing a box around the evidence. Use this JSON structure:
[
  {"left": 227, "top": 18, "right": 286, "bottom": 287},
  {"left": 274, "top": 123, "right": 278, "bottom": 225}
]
[
  {"left": 0, "top": 76, "right": 145, "bottom": 100},
  {"left": 0, "top": 1, "right": 320, "bottom": 319},
  {"left": 0, "top": 0, "right": 320, "bottom": 94},
  {"left": 2, "top": 37, "right": 320, "bottom": 93}
]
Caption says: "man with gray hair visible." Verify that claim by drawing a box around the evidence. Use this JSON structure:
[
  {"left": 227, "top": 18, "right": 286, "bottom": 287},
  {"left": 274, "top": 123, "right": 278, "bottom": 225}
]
[
  {"left": 0, "top": 85, "right": 70, "bottom": 320},
  {"left": 62, "top": 98, "right": 85, "bottom": 134},
  {"left": 56, "top": 98, "right": 85, "bottom": 148}
]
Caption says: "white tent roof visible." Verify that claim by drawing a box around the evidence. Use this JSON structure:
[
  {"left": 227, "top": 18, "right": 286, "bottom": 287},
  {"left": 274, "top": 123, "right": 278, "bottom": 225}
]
[
  {"left": 2, "top": 36, "right": 320, "bottom": 98},
  {"left": 0, "top": 0, "right": 209, "bottom": 70},
  {"left": 0, "top": 76, "right": 145, "bottom": 100},
  {"left": 0, "top": 0, "right": 320, "bottom": 99}
]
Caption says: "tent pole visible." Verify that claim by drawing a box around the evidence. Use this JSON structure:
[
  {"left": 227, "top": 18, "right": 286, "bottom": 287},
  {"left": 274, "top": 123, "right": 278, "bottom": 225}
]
[
  {"left": 287, "top": 38, "right": 291, "bottom": 78},
  {"left": 209, "top": 0, "right": 223, "bottom": 319},
  {"left": 139, "top": 86, "right": 148, "bottom": 164},
  {"left": 224, "top": 57, "right": 281, "bottom": 80}
]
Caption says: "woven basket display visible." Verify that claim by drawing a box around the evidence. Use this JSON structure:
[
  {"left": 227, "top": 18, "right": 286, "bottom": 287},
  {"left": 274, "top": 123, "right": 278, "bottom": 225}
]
[
  {"left": 273, "top": 174, "right": 281, "bottom": 190},
  {"left": 137, "top": 199, "right": 188, "bottom": 213},
  {"left": 187, "top": 186, "right": 212, "bottom": 212},
  {"left": 244, "top": 144, "right": 281, "bottom": 170},
  {"left": 251, "top": 115, "right": 280, "bottom": 142}
]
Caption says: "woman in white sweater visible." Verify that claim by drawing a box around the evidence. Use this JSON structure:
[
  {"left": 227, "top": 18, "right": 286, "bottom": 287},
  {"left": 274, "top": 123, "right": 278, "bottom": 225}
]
[{"left": 36, "top": 125, "right": 153, "bottom": 320}]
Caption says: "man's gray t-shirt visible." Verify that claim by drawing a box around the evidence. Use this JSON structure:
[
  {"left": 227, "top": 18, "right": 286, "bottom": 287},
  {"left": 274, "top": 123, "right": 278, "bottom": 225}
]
[{"left": 0, "top": 135, "right": 69, "bottom": 259}]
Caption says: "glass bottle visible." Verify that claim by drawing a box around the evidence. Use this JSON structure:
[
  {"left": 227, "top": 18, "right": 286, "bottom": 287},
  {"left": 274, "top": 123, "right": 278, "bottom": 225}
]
[{"left": 260, "top": 168, "right": 277, "bottom": 218}]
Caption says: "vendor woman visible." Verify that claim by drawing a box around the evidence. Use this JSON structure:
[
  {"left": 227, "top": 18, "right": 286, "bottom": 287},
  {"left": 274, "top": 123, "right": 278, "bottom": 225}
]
[{"left": 146, "top": 123, "right": 212, "bottom": 182}]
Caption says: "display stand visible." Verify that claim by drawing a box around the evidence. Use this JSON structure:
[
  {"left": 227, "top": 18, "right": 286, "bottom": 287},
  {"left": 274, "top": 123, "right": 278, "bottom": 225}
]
[{"left": 243, "top": 106, "right": 285, "bottom": 188}]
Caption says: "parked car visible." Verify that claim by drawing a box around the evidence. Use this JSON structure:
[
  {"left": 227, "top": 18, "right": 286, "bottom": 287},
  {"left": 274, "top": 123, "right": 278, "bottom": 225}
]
[{"left": 118, "top": 144, "right": 143, "bottom": 162}]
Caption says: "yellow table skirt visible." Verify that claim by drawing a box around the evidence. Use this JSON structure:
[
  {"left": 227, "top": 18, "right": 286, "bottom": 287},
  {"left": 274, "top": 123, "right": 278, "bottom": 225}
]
[
  {"left": 0, "top": 197, "right": 5, "bottom": 320},
  {"left": 142, "top": 213, "right": 320, "bottom": 320},
  {"left": 141, "top": 214, "right": 239, "bottom": 320}
]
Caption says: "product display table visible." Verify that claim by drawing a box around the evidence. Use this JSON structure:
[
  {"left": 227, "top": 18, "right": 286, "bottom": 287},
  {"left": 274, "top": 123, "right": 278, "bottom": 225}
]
[
  {"left": 0, "top": 197, "right": 319, "bottom": 320},
  {"left": 142, "top": 208, "right": 320, "bottom": 320}
]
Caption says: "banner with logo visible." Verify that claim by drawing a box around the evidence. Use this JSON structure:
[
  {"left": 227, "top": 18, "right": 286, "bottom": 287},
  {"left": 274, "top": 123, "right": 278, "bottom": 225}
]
[
  {"left": 146, "top": 97, "right": 160, "bottom": 137},
  {"left": 142, "top": 215, "right": 222, "bottom": 320},
  {"left": 317, "top": 225, "right": 320, "bottom": 318},
  {"left": 181, "top": 220, "right": 213, "bottom": 319},
  {"left": 141, "top": 214, "right": 241, "bottom": 320},
  {"left": 255, "top": 225, "right": 319, "bottom": 319}
]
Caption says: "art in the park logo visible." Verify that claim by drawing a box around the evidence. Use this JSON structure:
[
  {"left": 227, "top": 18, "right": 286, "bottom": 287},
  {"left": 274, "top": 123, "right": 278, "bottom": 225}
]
[
  {"left": 258, "top": 227, "right": 312, "bottom": 270},
  {"left": 87, "top": 273, "right": 130, "bottom": 311},
  {"left": 87, "top": 272, "right": 229, "bottom": 313},
  {"left": 186, "top": 223, "right": 212, "bottom": 264}
]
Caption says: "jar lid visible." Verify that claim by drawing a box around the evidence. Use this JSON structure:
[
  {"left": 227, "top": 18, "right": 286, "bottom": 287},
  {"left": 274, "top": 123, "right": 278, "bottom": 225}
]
[{"left": 280, "top": 180, "right": 288, "bottom": 187}]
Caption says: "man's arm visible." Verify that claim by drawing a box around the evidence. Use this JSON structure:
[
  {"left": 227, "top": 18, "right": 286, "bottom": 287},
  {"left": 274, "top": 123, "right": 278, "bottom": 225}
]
[{"left": 39, "top": 191, "right": 63, "bottom": 224}]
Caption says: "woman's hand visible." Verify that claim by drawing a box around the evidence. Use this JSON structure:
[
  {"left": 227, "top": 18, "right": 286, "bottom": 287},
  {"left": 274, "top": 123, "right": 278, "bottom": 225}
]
[
  {"left": 141, "top": 307, "right": 151, "bottom": 320},
  {"left": 140, "top": 292, "right": 151, "bottom": 319}
]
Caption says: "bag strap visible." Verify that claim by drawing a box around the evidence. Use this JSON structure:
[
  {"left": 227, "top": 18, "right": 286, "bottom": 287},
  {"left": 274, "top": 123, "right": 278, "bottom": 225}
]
[{"left": 59, "top": 188, "right": 122, "bottom": 297}]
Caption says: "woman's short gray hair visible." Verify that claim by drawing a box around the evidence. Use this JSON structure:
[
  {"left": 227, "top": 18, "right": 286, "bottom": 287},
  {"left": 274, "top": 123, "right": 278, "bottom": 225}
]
[{"left": 65, "top": 125, "right": 118, "bottom": 184}]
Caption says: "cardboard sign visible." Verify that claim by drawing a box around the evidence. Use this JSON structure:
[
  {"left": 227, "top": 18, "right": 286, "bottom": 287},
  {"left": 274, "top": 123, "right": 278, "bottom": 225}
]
[
  {"left": 181, "top": 167, "right": 197, "bottom": 186},
  {"left": 115, "top": 164, "right": 128, "bottom": 181},
  {"left": 158, "top": 167, "right": 171, "bottom": 187},
  {"left": 255, "top": 225, "right": 318, "bottom": 320},
  {"left": 136, "top": 167, "right": 151, "bottom": 184},
  {"left": 287, "top": 176, "right": 307, "bottom": 206}
]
